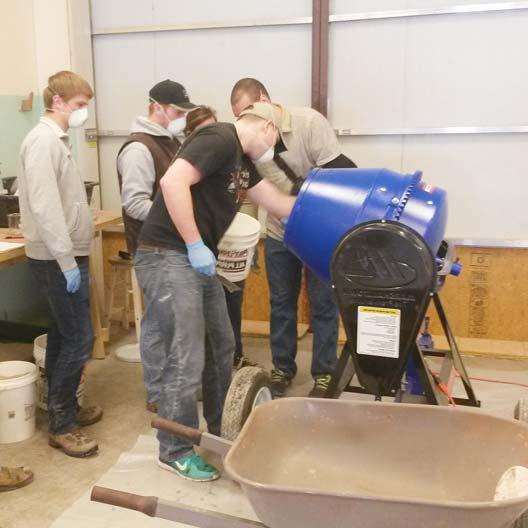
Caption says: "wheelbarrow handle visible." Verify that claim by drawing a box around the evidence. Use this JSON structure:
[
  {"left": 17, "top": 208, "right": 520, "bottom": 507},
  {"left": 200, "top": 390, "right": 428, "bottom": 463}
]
[
  {"left": 151, "top": 416, "right": 232, "bottom": 456},
  {"left": 91, "top": 485, "right": 267, "bottom": 528},
  {"left": 91, "top": 486, "right": 157, "bottom": 517},
  {"left": 152, "top": 416, "right": 203, "bottom": 445}
]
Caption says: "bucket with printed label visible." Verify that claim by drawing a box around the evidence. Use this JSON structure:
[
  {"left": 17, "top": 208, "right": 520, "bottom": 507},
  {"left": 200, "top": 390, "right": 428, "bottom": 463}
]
[
  {"left": 33, "top": 334, "right": 85, "bottom": 411},
  {"left": 217, "top": 213, "right": 261, "bottom": 283},
  {"left": 0, "top": 361, "right": 38, "bottom": 443}
]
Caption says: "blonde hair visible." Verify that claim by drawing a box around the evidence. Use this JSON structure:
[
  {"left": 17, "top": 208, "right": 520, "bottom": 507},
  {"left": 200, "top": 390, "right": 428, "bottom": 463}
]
[{"left": 43, "top": 70, "right": 94, "bottom": 108}]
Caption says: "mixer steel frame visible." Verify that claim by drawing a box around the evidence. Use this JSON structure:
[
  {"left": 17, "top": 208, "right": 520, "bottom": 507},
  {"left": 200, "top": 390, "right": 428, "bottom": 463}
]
[{"left": 325, "top": 220, "right": 479, "bottom": 407}]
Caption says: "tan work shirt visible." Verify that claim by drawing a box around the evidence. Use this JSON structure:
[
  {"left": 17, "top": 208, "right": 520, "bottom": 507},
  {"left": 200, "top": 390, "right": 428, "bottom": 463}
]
[{"left": 255, "top": 104, "right": 341, "bottom": 241}]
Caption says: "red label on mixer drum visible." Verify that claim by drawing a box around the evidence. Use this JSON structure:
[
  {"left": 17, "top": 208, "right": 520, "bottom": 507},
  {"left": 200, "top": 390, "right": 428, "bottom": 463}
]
[{"left": 421, "top": 183, "right": 435, "bottom": 193}]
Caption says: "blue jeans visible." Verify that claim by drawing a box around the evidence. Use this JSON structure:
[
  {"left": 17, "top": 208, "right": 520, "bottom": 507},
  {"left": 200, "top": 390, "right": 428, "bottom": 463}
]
[
  {"left": 224, "top": 280, "right": 245, "bottom": 362},
  {"left": 135, "top": 248, "right": 234, "bottom": 462},
  {"left": 28, "top": 257, "right": 93, "bottom": 435},
  {"left": 265, "top": 237, "right": 338, "bottom": 379},
  {"left": 140, "top": 314, "right": 164, "bottom": 405}
]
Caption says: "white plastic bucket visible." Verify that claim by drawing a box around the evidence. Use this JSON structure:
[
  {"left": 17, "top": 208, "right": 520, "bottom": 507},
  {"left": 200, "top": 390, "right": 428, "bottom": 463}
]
[
  {"left": 217, "top": 213, "right": 261, "bottom": 282},
  {"left": 0, "top": 361, "right": 38, "bottom": 443},
  {"left": 33, "top": 334, "right": 85, "bottom": 411}
]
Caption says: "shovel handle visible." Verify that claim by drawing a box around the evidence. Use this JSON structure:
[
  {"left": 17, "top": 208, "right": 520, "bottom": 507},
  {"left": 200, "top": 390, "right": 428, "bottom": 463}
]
[
  {"left": 91, "top": 486, "right": 157, "bottom": 517},
  {"left": 151, "top": 416, "right": 232, "bottom": 456},
  {"left": 151, "top": 416, "right": 203, "bottom": 446}
]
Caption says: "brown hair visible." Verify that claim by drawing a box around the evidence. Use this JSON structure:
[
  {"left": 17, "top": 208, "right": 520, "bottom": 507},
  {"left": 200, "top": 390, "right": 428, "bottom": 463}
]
[
  {"left": 43, "top": 70, "right": 94, "bottom": 108},
  {"left": 230, "top": 78, "right": 270, "bottom": 106},
  {"left": 184, "top": 106, "right": 217, "bottom": 135}
]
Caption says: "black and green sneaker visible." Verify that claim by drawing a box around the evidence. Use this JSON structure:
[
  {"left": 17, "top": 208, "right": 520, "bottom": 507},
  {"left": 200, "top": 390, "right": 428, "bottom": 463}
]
[
  {"left": 308, "top": 374, "right": 332, "bottom": 398},
  {"left": 270, "top": 368, "right": 292, "bottom": 398}
]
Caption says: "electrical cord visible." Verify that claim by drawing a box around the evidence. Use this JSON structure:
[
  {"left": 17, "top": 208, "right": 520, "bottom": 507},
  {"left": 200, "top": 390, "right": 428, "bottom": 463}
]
[
  {"left": 428, "top": 370, "right": 528, "bottom": 407},
  {"left": 427, "top": 367, "right": 457, "bottom": 406},
  {"left": 456, "top": 373, "right": 528, "bottom": 390}
]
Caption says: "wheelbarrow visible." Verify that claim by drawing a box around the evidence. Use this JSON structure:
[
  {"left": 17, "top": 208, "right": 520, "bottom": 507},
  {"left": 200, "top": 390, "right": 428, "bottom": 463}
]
[{"left": 91, "top": 398, "right": 528, "bottom": 528}]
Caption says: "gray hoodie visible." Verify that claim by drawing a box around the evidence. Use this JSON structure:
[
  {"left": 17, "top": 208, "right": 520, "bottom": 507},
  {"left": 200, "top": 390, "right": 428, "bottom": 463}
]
[
  {"left": 17, "top": 117, "right": 94, "bottom": 272},
  {"left": 117, "top": 117, "right": 173, "bottom": 221}
]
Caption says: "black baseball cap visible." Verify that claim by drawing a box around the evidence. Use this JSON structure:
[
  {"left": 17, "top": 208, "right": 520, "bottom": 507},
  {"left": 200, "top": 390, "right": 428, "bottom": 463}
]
[{"left": 149, "top": 80, "right": 197, "bottom": 111}]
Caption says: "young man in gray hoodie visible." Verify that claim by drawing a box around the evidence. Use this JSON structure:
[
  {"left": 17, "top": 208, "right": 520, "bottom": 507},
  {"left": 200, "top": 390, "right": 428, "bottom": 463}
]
[
  {"left": 117, "top": 80, "right": 196, "bottom": 412},
  {"left": 18, "top": 70, "right": 100, "bottom": 458}
]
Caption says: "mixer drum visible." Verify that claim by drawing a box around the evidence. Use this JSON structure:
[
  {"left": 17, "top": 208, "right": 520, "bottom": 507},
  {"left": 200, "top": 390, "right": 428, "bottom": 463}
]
[{"left": 284, "top": 168, "right": 447, "bottom": 283}]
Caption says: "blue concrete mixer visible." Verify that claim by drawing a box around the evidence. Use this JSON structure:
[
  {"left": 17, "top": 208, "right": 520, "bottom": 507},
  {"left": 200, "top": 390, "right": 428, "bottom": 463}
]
[
  {"left": 283, "top": 168, "right": 476, "bottom": 406},
  {"left": 284, "top": 168, "right": 448, "bottom": 283}
]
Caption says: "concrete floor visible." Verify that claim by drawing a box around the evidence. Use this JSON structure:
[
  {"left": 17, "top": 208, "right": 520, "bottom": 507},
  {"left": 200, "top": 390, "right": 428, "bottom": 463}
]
[{"left": 1, "top": 330, "right": 527, "bottom": 528}]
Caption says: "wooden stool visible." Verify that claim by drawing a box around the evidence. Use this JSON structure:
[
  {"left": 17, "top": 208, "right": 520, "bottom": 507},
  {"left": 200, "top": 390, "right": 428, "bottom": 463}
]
[{"left": 105, "top": 255, "right": 143, "bottom": 342}]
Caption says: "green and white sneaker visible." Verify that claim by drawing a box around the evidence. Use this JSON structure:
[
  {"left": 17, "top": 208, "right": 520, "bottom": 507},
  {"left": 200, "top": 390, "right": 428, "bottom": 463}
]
[{"left": 158, "top": 452, "right": 220, "bottom": 482}]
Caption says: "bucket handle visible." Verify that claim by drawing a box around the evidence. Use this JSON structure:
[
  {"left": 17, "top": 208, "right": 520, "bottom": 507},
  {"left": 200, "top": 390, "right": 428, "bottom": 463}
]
[{"left": 151, "top": 416, "right": 232, "bottom": 456}]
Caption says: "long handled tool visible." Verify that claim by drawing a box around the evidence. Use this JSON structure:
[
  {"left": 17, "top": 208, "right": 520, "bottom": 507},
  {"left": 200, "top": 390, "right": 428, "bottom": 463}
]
[{"left": 91, "top": 486, "right": 266, "bottom": 528}]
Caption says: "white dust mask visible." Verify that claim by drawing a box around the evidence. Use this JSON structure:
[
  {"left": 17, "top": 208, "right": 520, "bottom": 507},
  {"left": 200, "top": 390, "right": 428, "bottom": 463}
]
[
  {"left": 68, "top": 107, "right": 89, "bottom": 128},
  {"left": 168, "top": 116, "right": 186, "bottom": 137}
]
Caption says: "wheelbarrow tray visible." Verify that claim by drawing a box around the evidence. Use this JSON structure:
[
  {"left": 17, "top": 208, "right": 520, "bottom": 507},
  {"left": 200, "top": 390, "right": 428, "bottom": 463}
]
[{"left": 224, "top": 398, "right": 528, "bottom": 528}]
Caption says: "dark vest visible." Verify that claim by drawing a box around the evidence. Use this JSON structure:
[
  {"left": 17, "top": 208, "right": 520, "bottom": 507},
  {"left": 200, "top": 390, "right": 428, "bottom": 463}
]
[{"left": 117, "top": 133, "right": 180, "bottom": 254}]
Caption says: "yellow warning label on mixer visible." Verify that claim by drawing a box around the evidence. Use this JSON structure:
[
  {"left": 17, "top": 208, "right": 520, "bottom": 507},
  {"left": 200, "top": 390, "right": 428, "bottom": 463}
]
[{"left": 357, "top": 306, "right": 401, "bottom": 358}]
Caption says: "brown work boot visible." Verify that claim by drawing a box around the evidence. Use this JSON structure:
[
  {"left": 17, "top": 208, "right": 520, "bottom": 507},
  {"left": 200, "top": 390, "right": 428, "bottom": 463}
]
[
  {"left": 49, "top": 429, "right": 98, "bottom": 458},
  {"left": 0, "top": 466, "right": 34, "bottom": 492},
  {"left": 78, "top": 405, "right": 103, "bottom": 426}
]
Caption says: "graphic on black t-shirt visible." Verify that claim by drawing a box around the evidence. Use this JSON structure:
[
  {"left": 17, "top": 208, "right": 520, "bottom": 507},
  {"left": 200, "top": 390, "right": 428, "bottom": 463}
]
[
  {"left": 138, "top": 123, "right": 261, "bottom": 254},
  {"left": 228, "top": 165, "right": 252, "bottom": 204}
]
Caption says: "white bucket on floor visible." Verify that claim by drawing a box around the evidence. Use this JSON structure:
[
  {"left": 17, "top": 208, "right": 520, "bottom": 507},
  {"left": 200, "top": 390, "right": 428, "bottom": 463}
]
[
  {"left": 0, "top": 361, "right": 38, "bottom": 443},
  {"left": 217, "top": 213, "right": 261, "bottom": 282},
  {"left": 33, "top": 334, "right": 85, "bottom": 411}
]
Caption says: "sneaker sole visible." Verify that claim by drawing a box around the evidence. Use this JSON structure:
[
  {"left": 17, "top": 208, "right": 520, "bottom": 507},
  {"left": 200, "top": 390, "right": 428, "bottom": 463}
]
[
  {"left": 48, "top": 438, "right": 98, "bottom": 458},
  {"left": 308, "top": 391, "right": 328, "bottom": 398},
  {"left": 157, "top": 459, "right": 220, "bottom": 482}
]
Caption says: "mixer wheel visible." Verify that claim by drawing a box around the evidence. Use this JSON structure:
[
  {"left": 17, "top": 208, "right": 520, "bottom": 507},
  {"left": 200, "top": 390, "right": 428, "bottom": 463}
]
[{"left": 221, "top": 367, "right": 272, "bottom": 442}]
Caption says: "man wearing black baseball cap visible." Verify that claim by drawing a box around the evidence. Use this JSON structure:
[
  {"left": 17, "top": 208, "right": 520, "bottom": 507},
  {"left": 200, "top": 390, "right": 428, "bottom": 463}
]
[
  {"left": 149, "top": 79, "right": 198, "bottom": 112},
  {"left": 117, "top": 80, "right": 197, "bottom": 412}
]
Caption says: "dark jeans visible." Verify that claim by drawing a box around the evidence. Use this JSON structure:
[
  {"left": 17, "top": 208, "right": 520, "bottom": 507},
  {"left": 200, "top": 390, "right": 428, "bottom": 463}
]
[
  {"left": 264, "top": 237, "right": 338, "bottom": 379},
  {"left": 224, "top": 280, "right": 245, "bottom": 362},
  {"left": 28, "top": 256, "right": 93, "bottom": 435},
  {"left": 135, "top": 248, "right": 234, "bottom": 462}
]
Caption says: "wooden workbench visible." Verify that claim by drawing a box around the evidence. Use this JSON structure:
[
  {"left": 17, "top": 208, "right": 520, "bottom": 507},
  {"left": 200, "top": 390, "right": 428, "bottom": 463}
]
[
  {"left": 0, "top": 210, "right": 122, "bottom": 359},
  {"left": 100, "top": 228, "right": 528, "bottom": 359}
]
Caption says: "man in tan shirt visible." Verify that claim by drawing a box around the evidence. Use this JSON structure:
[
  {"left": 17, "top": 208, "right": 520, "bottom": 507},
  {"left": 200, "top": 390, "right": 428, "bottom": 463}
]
[{"left": 231, "top": 78, "right": 357, "bottom": 398}]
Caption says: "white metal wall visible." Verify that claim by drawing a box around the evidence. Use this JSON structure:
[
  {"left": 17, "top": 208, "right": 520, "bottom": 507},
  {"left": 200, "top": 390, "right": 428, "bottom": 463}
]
[{"left": 90, "top": 1, "right": 528, "bottom": 241}]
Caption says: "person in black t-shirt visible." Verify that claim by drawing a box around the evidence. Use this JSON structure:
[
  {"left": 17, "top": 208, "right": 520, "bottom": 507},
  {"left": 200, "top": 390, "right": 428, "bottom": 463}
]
[
  {"left": 184, "top": 106, "right": 260, "bottom": 370},
  {"left": 135, "top": 114, "right": 294, "bottom": 482}
]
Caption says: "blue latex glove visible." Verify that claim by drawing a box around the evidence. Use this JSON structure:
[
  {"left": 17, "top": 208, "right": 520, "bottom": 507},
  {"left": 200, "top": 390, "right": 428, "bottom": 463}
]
[
  {"left": 186, "top": 240, "right": 217, "bottom": 277},
  {"left": 280, "top": 217, "right": 289, "bottom": 227},
  {"left": 63, "top": 266, "right": 81, "bottom": 293}
]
